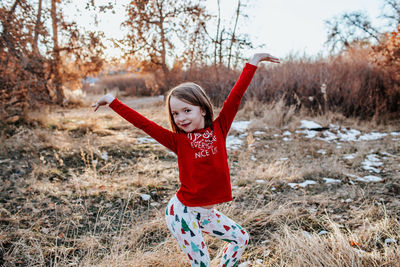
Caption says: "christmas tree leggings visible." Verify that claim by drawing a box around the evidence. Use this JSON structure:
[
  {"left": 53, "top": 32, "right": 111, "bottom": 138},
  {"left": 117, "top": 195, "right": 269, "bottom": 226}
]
[{"left": 165, "top": 195, "right": 249, "bottom": 267}]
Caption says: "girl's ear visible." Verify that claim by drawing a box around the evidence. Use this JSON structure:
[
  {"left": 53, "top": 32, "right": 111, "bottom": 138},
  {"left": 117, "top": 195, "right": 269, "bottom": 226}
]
[{"left": 201, "top": 108, "right": 206, "bottom": 117}]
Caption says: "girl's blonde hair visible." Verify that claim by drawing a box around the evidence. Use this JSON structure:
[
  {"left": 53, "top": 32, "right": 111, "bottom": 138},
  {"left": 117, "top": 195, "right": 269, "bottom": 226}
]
[{"left": 166, "top": 82, "right": 214, "bottom": 133}]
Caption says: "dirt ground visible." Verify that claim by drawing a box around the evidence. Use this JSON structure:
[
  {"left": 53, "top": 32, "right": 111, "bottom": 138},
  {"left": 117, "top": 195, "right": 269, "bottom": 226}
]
[{"left": 1, "top": 96, "right": 399, "bottom": 266}]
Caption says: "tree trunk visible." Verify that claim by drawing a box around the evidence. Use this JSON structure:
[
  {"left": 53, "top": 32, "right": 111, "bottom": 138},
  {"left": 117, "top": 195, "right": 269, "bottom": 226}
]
[
  {"left": 214, "top": 0, "right": 221, "bottom": 66},
  {"left": 157, "top": 2, "right": 170, "bottom": 91},
  {"left": 33, "top": 0, "right": 42, "bottom": 55},
  {"left": 51, "top": 0, "right": 64, "bottom": 104},
  {"left": 218, "top": 29, "right": 224, "bottom": 65},
  {"left": 227, "top": 0, "right": 241, "bottom": 70}
]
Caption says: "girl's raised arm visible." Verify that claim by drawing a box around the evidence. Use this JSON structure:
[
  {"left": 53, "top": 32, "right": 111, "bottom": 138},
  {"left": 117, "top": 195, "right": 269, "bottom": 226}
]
[
  {"left": 216, "top": 53, "right": 279, "bottom": 137},
  {"left": 93, "top": 94, "right": 177, "bottom": 153}
]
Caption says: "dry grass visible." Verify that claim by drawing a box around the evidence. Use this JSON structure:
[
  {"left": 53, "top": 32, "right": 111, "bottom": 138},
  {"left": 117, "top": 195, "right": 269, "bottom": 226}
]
[{"left": 1, "top": 95, "right": 399, "bottom": 266}]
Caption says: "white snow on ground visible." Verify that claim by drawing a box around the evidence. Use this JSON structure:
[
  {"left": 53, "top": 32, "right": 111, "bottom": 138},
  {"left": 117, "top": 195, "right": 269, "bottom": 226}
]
[
  {"left": 218, "top": 119, "right": 393, "bottom": 187},
  {"left": 362, "top": 154, "right": 383, "bottom": 173},
  {"left": 231, "top": 121, "right": 251, "bottom": 132},
  {"left": 101, "top": 152, "right": 108, "bottom": 161},
  {"left": 323, "top": 178, "right": 341, "bottom": 184},
  {"left": 318, "top": 130, "right": 338, "bottom": 142},
  {"left": 385, "top": 238, "right": 397, "bottom": 245},
  {"left": 295, "top": 120, "right": 324, "bottom": 138},
  {"left": 343, "top": 153, "right": 357, "bottom": 160},
  {"left": 226, "top": 135, "right": 243, "bottom": 150},
  {"left": 318, "top": 230, "right": 329, "bottom": 235},
  {"left": 337, "top": 128, "right": 361, "bottom": 142},
  {"left": 254, "top": 130, "right": 265, "bottom": 135},
  {"left": 288, "top": 180, "right": 317, "bottom": 189},
  {"left": 296, "top": 121, "right": 390, "bottom": 143},
  {"left": 381, "top": 151, "right": 394, "bottom": 157},
  {"left": 299, "top": 120, "right": 322, "bottom": 129},
  {"left": 137, "top": 137, "right": 157, "bottom": 144},
  {"left": 356, "top": 175, "right": 383, "bottom": 183},
  {"left": 358, "top": 132, "right": 388, "bottom": 141},
  {"left": 140, "top": 194, "right": 151, "bottom": 201},
  {"left": 346, "top": 173, "right": 383, "bottom": 183},
  {"left": 296, "top": 129, "right": 318, "bottom": 139}
]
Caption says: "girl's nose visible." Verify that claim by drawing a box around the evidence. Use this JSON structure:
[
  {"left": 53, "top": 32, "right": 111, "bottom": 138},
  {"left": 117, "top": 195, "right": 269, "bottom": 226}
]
[{"left": 175, "top": 114, "right": 184, "bottom": 122}]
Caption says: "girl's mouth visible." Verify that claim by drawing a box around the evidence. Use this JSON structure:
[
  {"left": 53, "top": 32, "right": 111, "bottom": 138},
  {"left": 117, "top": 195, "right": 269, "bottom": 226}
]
[{"left": 181, "top": 122, "right": 191, "bottom": 128}]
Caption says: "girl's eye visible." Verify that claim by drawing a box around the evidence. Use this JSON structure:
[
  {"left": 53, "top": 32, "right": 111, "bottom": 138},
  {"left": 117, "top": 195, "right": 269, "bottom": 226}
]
[
  {"left": 172, "top": 112, "right": 178, "bottom": 116},
  {"left": 185, "top": 109, "right": 191, "bottom": 113}
]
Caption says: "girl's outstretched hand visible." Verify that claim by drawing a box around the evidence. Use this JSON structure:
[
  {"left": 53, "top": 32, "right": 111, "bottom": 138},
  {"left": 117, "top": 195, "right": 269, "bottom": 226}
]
[
  {"left": 249, "top": 53, "right": 280, "bottom": 66},
  {"left": 92, "top": 93, "right": 115, "bottom": 112}
]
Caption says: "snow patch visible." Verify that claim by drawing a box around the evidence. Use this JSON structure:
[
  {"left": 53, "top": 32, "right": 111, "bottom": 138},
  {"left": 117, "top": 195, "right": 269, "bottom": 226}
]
[
  {"left": 141, "top": 194, "right": 151, "bottom": 201},
  {"left": 358, "top": 132, "right": 388, "bottom": 141},
  {"left": 137, "top": 137, "right": 157, "bottom": 144},
  {"left": 288, "top": 180, "right": 317, "bottom": 189},
  {"left": 337, "top": 128, "right": 360, "bottom": 142},
  {"left": 226, "top": 135, "right": 243, "bottom": 150},
  {"left": 343, "top": 153, "right": 356, "bottom": 160},
  {"left": 253, "top": 131, "right": 265, "bottom": 135},
  {"left": 356, "top": 175, "right": 383, "bottom": 183},
  {"left": 299, "top": 120, "right": 322, "bottom": 129},
  {"left": 362, "top": 154, "right": 383, "bottom": 173},
  {"left": 231, "top": 121, "right": 251, "bottom": 132},
  {"left": 323, "top": 178, "right": 341, "bottom": 184}
]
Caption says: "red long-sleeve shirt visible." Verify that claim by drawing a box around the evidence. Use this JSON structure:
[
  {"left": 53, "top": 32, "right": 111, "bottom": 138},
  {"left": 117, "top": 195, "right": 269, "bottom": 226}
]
[{"left": 109, "top": 63, "right": 257, "bottom": 206}]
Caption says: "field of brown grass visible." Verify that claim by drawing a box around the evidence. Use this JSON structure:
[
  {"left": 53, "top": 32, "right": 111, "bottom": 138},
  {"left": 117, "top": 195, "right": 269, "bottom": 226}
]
[{"left": 1, "top": 95, "right": 399, "bottom": 266}]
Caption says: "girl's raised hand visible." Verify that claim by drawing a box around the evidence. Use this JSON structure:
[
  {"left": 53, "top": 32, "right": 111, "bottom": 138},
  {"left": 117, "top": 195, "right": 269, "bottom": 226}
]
[
  {"left": 249, "top": 53, "right": 280, "bottom": 66},
  {"left": 92, "top": 93, "right": 115, "bottom": 112}
]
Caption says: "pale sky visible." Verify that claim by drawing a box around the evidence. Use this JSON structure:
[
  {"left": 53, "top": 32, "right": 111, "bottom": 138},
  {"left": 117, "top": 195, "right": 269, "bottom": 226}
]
[
  {"left": 244, "top": 0, "right": 384, "bottom": 58},
  {"left": 68, "top": 0, "right": 386, "bottom": 59}
]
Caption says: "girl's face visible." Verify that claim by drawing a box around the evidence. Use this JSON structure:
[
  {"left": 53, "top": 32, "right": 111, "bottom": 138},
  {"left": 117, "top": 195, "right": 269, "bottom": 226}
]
[{"left": 170, "top": 96, "right": 206, "bottom": 133}]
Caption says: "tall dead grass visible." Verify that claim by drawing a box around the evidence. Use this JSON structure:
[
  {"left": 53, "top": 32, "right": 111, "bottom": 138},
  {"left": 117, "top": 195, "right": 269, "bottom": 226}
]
[
  {"left": 87, "top": 48, "right": 400, "bottom": 121},
  {"left": 245, "top": 48, "right": 400, "bottom": 120}
]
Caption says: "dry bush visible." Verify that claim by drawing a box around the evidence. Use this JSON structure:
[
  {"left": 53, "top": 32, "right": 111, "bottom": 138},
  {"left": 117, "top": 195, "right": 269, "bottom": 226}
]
[
  {"left": 149, "top": 50, "right": 400, "bottom": 121},
  {"left": 86, "top": 73, "right": 158, "bottom": 97},
  {"left": 167, "top": 64, "right": 240, "bottom": 107},
  {"left": 244, "top": 49, "right": 400, "bottom": 120}
]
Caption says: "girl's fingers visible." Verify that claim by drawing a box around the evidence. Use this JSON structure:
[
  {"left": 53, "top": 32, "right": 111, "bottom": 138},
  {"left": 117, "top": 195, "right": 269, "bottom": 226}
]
[
  {"left": 265, "top": 55, "right": 280, "bottom": 63},
  {"left": 92, "top": 103, "right": 99, "bottom": 112}
]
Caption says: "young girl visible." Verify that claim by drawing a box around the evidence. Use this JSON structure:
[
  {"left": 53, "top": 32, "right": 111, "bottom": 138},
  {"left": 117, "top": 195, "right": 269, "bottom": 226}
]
[{"left": 93, "top": 53, "right": 279, "bottom": 267}]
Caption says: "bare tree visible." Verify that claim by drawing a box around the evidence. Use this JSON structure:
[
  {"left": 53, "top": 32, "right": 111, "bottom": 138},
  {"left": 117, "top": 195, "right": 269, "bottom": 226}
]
[
  {"left": 325, "top": 12, "right": 380, "bottom": 53},
  {"left": 201, "top": 0, "right": 254, "bottom": 69},
  {"left": 122, "top": 0, "right": 208, "bottom": 91},
  {"left": 325, "top": 0, "right": 400, "bottom": 53},
  {"left": 0, "top": 0, "right": 106, "bottom": 119},
  {"left": 381, "top": 0, "right": 400, "bottom": 26}
]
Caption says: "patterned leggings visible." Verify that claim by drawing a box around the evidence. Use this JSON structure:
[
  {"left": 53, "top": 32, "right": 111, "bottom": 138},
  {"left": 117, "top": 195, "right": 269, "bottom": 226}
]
[{"left": 165, "top": 195, "right": 249, "bottom": 267}]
